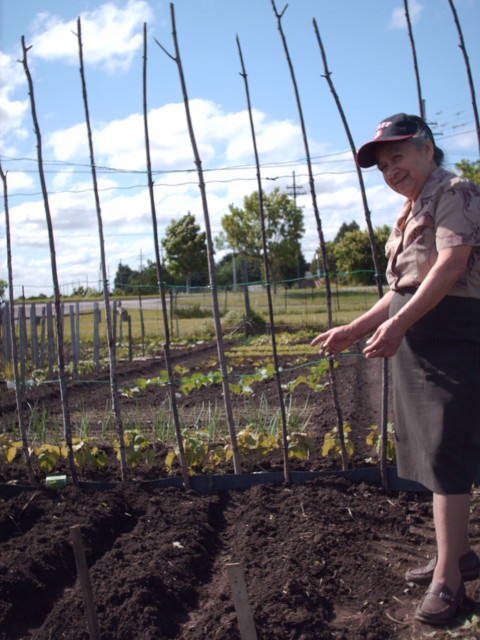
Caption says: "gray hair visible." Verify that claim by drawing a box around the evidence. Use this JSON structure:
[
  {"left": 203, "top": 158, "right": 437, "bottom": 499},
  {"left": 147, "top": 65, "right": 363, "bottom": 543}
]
[{"left": 410, "top": 132, "right": 444, "bottom": 166}]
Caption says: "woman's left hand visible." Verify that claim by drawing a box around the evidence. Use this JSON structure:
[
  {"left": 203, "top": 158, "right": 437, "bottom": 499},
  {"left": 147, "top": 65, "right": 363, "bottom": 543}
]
[{"left": 363, "top": 317, "right": 406, "bottom": 359}]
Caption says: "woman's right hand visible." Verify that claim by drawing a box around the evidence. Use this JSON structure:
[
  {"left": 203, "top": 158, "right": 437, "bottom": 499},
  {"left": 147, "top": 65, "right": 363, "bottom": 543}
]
[{"left": 310, "top": 325, "right": 355, "bottom": 359}]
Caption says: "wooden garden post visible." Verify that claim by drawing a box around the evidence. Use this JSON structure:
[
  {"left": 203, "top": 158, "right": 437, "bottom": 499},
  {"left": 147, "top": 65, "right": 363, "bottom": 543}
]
[
  {"left": 271, "top": 1, "right": 348, "bottom": 469},
  {"left": 404, "top": 0, "right": 425, "bottom": 119},
  {"left": 313, "top": 19, "right": 390, "bottom": 488},
  {"left": 76, "top": 17, "right": 127, "bottom": 480},
  {"left": 156, "top": 4, "right": 242, "bottom": 473},
  {"left": 447, "top": 0, "right": 480, "bottom": 157},
  {"left": 142, "top": 23, "right": 190, "bottom": 487},
  {"left": 21, "top": 37, "right": 79, "bottom": 484},
  {"left": 237, "top": 35, "right": 290, "bottom": 484},
  {"left": 0, "top": 164, "right": 34, "bottom": 482}
]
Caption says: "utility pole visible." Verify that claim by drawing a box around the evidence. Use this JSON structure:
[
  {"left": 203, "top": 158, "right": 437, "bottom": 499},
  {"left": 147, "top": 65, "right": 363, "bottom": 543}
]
[
  {"left": 286, "top": 171, "right": 306, "bottom": 205},
  {"left": 286, "top": 171, "right": 306, "bottom": 287}
]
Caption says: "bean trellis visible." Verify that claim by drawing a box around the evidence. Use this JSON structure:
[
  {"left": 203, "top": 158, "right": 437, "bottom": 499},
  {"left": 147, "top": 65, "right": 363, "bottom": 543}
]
[{"left": 0, "top": 0, "right": 477, "bottom": 489}]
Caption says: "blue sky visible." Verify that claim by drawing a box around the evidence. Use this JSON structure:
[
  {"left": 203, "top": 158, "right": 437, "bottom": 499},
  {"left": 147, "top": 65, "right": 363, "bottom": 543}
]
[{"left": 1, "top": 0, "right": 479, "bottom": 297}]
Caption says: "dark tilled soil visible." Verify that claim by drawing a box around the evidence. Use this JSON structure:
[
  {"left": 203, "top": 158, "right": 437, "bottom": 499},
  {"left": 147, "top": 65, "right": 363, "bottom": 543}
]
[{"left": 1, "top": 338, "right": 480, "bottom": 639}]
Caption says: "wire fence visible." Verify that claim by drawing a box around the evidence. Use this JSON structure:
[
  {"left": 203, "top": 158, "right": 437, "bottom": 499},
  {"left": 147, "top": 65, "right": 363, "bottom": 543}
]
[{"left": 0, "top": 275, "right": 383, "bottom": 385}]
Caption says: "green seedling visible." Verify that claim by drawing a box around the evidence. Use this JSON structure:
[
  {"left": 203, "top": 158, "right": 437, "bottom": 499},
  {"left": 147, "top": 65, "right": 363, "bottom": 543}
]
[{"left": 322, "top": 422, "right": 354, "bottom": 459}]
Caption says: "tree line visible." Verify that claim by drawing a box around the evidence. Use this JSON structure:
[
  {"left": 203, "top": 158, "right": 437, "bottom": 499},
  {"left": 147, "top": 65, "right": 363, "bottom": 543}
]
[
  {"left": 10, "top": 160, "right": 476, "bottom": 300},
  {"left": 112, "top": 157, "right": 480, "bottom": 295},
  {"left": 113, "top": 186, "right": 390, "bottom": 294}
]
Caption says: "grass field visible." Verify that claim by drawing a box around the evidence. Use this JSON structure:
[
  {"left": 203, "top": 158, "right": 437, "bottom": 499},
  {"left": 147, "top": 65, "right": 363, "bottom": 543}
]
[{"left": 54, "top": 285, "right": 381, "bottom": 342}]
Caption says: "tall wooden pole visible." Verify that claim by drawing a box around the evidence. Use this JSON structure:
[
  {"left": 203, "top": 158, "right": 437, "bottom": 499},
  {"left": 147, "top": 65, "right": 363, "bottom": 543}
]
[
  {"left": 404, "top": 0, "right": 425, "bottom": 119},
  {"left": 446, "top": 0, "right": 480, "bottom": 157},
  {"left": 270, "top": 1, "right": 348, "bottom": 470},
  {"left": 313, "top": 19, "right": 390, "bottom": 489},
  {"left": 20, "top": 37, "right": 78, "bottom": 485},
  {"left": 76, "top": 17, "right": 127, "bottom": 480},
  {"left": 142, "top": 23, "right": 190, "bottom": 488},
  {"left": 0, "top": 165, "right": 34, "bottom": 483},
  {"left": 157, "top": 3, "right": 242, "bottom": 473},
  {"left": 237, "top": 35, "right": 290, "bottom": 483}
]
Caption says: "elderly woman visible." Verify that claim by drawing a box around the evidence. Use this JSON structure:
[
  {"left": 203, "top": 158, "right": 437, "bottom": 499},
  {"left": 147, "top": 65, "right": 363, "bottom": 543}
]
[{"left": 311, "top": 113, "right": 480, "bottom": 625}]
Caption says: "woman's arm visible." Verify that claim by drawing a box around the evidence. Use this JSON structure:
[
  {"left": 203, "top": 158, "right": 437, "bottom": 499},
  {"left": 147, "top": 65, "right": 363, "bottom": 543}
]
[{"left": 363, "top": 244, "right": 472, "bottom": 359}]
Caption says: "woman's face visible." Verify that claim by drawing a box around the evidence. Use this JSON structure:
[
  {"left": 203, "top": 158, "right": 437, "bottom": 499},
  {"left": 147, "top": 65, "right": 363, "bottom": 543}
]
[{"left": 375, "top": 139, "right": 435, "bottom": 202}]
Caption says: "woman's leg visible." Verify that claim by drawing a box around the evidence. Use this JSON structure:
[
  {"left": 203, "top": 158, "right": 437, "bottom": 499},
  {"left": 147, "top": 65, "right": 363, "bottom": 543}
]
[{"left": 432, "top": 492, "right": 471, "bottom": 590}]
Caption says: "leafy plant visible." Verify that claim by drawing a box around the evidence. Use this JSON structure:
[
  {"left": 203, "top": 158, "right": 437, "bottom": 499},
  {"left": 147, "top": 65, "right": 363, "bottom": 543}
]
[
  {"left": 236, "top": 425, "right": 278, "bottom": 459},
  {"left": 165, "top": 429, "right": 210, "bottom": 474},
  {"left": 322, "top": 422, "right": 354, "bottom": 459},
  {"left": 0, "top": 434, "right": 22, "bottom": 464},
  {"left": 32, "top": 443, "right": 61, "bottom": 474},
  {"left": 113, "top": 429, "right": 155, "bottom": 469},
  {"left": 287, "top": 431, "right": 315, "bottom": 460},
  {"left": 366, "top": 422, "right": 396, "bottom": 464},
  {"left": 61, "top": 438, "right": 108, "bottom": 470}
]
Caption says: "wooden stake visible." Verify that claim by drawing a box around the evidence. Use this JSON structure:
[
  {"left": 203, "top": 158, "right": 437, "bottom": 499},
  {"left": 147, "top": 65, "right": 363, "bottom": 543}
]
[
  {"left": 236, "top": 35, "right": 290, "bottom": 485},
  {"left": 226, "top": 563, "right": 258, "bottom": 640},
  {"left": 70, "top": 525, "right": 100, "bottom": 640}
]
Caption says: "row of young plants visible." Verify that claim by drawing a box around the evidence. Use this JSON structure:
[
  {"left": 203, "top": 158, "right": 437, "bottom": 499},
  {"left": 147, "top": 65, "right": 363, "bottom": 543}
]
[
  {"left": 0, "top": 418, "right": 395, "bottom": 478},
  {"left": 0, "top": 331, "right": 396, "bottom": 478}
]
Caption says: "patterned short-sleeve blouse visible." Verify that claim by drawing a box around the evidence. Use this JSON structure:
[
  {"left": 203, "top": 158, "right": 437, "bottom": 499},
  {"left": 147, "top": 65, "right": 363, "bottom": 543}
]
[{"left": 385, "top": 167, "right": 480, "bottom": 298}]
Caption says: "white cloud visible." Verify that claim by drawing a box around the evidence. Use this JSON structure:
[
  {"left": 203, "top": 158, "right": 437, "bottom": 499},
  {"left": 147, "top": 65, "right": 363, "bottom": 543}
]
[
  {"left": 4, "top": 96, "right": 395, "bottom": 296},
  {"left": 389, "top": 0, "right": 424, "bottom": 30},
  {"left": 30, "top": 0, "right": 153, "bottom": 74},
  {"left": 0, "top": 52, "right": 28, "bottom": 141},
  {"left": 47, "top": 124, "right": 89, "bottom": 162}
]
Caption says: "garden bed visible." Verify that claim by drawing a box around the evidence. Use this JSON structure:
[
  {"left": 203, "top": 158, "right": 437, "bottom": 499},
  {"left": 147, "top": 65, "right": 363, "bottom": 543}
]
[{"left": 1, "top": 338, "right": 480, "bottom": 639}]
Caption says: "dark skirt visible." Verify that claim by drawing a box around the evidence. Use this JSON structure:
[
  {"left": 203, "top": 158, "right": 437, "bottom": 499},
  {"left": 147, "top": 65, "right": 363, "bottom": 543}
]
[{"left": 390, "top": 291, "right": 480, "bottom": 494}]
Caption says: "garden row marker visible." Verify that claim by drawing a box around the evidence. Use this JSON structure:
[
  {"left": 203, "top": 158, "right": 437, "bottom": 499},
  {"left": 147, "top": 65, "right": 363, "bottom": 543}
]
[
  {"left": 46, "top": 302, "right": 54, "bottom": 379},
  {"left": 236, "top": 35, "right": 290, "bottom": 484},
  {"left": 93, "top": 303, "right": 100, "bottom": 373},
  {"left": 270, "top": 1, "right": 348, "bottom": 470},
  {"left": 21, "top": 36, "right": 79, "bottom": 486},
  {"left": 29, "top": 303, "right": 39, "bottom": 369},
  {"left": 76, "top": 17, "right": 128, "bottom": 481},
  {"left": 226, "top": 563, "right": 258, "bottom": 640},
  {"left": 1, "top": 302, "right": 12, "bottom": 362},
  {"left": 313, "top": 19, "right": 389, "bottom": 489},
  {"left": 143, "top": 23, "right": 190, "bottom": 488},
  {"left": 69, "top": 525, "right": 101, "bottom": 640}
]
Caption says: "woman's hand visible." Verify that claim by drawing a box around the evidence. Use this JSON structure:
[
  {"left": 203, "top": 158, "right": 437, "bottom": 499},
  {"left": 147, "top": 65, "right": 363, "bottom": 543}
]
[
  {"left": 363, "top": 317, "right": 406, "bottom": 359},
  {"left": 310, "top": 325, "right": 355, "bottom": 359}
]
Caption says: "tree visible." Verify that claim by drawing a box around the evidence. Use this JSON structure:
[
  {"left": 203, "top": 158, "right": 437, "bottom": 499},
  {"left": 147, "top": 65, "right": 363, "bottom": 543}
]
[
  {"left": 114, "top": 262, "right": 134, "bottom": 293},
  {"left": 332, "top": 225, "right": 391, "bottom": 285},
  {"left": 455, "top": 159, "right": 480, "bottom": 187},
  {"left": 125, "top": 260, "right": 161, "bottom": 295},
  {"left": 312, "top": 221, "right": 360, "bottom": 277},
  {"left": 162, "top": 212, "right": 208, "bottom": 287},
  {"left": 215, "top": 253, "right": 262, "bottom": 287},
  {"left": 0, "top": 279, "right": 6, "bottom": 300},
  {"left": 220, "top": 187, "right": 305, "bottom": 284},
  {"left": 335, "top": 220, "right": 360, "bottom": 242},
  {"left": 112, "top": 260, "right": 173, "bottom": 295}
]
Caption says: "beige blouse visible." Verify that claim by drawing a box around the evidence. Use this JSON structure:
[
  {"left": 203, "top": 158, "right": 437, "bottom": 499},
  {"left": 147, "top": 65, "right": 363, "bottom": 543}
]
[{"left": 385, "top": 167, "right": 480, "bottom": 298}]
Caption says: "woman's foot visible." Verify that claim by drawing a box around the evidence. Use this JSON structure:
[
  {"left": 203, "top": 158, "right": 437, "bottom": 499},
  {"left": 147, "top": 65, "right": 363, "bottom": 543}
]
[
  {"left": 415, "top": 581, "right": 465, "bottom": 625},
  {"left": 405, "top": 550, "right": 480, "bottom": 585}
]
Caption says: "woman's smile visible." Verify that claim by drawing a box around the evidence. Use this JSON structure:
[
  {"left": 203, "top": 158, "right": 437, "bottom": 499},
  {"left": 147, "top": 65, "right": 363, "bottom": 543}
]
[{"left": 376, "top": 139, "right": 436, "bottom": 203}]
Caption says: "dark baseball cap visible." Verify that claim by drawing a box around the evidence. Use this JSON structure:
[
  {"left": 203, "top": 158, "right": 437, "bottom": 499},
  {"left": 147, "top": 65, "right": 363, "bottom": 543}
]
[{"left": 356, "top": 113, "right": 434, "bottom": 168}]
